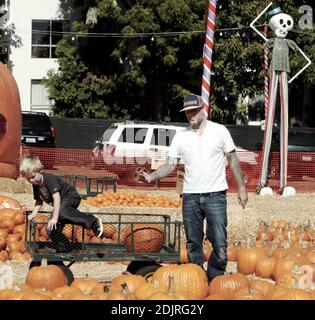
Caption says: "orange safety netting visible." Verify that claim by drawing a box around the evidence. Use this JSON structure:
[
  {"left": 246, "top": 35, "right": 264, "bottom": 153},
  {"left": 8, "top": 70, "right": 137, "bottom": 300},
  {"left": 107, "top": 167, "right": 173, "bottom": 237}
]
[{"left": 16, "top": 146, "right": 315, "bottom": 193}]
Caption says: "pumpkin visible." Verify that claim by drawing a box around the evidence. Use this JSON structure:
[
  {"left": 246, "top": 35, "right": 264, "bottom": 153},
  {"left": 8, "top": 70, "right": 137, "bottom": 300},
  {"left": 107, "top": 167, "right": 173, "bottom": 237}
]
[
  {"left": 62, "top": 224, "right": 76, "bottom": 240},
  {"left": 124, "top": 224, "right": 164, "bottom": 253},
  {"left": 134, "top": 281, "right": 162, "bottom": 300},
  {"left": 208, "top": 273, "right": 248, "bottom": 298},
  {"left": 275, "top": 264, "right": 309, "bottom": 289},
  {"left": 179, "top": 244, "right": 189, "bottom": 263},
  {"left": 151, "top": 263, "right": 208, "bottom": 300},
  {"left": 52, "top": 286, "right": 81, "bottom": 300},
  {"left": 0, "top": 251, "right": 7, "bottom": 261},
  {"left": 148, "top": 274, "right": 188, "bottom": 300},
  {"left": 0, "top": 196, "right": 22, "bottom": 210},
  {"left": 71, "top": 276, "right": 104, "bottom": 294},
  {"left": 25, "top": 259, "right": 67, "bottom": 291},
  {"left": 273, "top": 255, "right": 309, "bottom": 281},
  {"left": 11, "top": 252, "right": 31, "bottom": 261},
  {"left": 0, "top": 229, "right": 8, "bottom": 250},
  {"left": 306, "top": 247, "right": 315, "bottom": 264},
  {"left": 205, "top": 294, "right": 230, "bottom": 300},
  {"left": 0, "top": 216, "right": 15, "bottom": 232},
  {"left": 265, "top": 286, "right": 290, "bottom": 300},
  {"left": 227, "top": 246, "right": 240, "bottom": 262},
  {"left": 12, "top": 224, "right": 25, "bottom": 240},
  {"left": 255, "top": 255, "right": 277, "bottom": 279},
  {"left": 103, "top": 224, "right": 116, "bottom": 238},
  {"left": 237, "top": 247, "right": 267, "bottom": 275},
  {"left": 278, "top": 288, "right": 312, "bottom": 300},
  {"left": 107, "top": 281, "right": 136, "bottom": 300},
  {"left": 233, "top": 287, "right": 265, "bottom": 300},
  {"left": 12, "top": 211, "right": 24, "bottom": 225},
  {"left": 65, "top": 292, "right": 97, "bottom": 300},
  {"left": 21, "top": 291, "right": 52, "bottom": 300},
  {"left": 111, "top": 274, "right": 146, "bottom": 293},
  {"left": 0, "top": 288, "right": 15, "bottom": 300},
  {"left": 249, "top": 279, "right": 274, "bottom": 295}
]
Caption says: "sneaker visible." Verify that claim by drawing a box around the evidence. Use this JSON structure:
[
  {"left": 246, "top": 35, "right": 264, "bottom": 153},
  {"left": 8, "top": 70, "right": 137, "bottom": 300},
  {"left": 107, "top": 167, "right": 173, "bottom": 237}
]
[{"left": 91, "top": 216, "right": 103, "bottom": 238}]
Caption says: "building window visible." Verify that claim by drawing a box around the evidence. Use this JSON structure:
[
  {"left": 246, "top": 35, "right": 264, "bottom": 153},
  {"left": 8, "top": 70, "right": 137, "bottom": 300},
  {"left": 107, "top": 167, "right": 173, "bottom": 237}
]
[
  {"left": 31, "top": 80, "right": 50, "bottom": 113},
  {"left": 32, "top": 20, "right": 70, "bottom": 58}
]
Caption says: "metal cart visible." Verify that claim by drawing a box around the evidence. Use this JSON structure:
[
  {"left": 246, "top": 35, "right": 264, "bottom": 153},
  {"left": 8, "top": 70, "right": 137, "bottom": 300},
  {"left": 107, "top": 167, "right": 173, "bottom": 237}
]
[{"left": 24, "top": 211, "right": 182, "bottom": 284}]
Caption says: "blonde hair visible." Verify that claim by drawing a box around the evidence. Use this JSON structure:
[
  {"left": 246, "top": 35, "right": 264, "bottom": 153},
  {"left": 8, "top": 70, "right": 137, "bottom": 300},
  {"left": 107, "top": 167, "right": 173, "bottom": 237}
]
[{"left": 19, "top": 154, "right": 43, "bottom": 177}]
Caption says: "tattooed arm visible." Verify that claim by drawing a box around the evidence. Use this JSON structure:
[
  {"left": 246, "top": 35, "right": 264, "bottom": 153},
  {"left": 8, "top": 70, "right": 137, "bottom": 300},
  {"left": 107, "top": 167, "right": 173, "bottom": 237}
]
[
  {"left": 142, "top": 156, "right": 179, "bottom": 183},
  {"left": 226, "top": 150, "right": 248, "bottom": 208}
]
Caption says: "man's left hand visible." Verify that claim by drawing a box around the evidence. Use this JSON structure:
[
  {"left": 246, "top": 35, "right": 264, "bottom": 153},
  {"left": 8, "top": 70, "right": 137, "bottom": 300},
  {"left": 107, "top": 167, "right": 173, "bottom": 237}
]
[{"left": 238, "top": 187, "right": 248, "bottom": 209}]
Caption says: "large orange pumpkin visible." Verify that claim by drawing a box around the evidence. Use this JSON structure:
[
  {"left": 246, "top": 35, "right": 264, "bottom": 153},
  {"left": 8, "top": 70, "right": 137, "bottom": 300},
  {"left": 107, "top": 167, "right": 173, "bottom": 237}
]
[
  {"left": 255, "top": 255, "right": 277, "bottom": 279},
  {"left": 111, "top": 274, "right": 146, "bottom": 293},
  {"left": 0, "top": 62, "right": 21, "bottom": 179},
  {"left": 123, "top": 224, "right": 164, "bottom": 253},
  {"left": 151, "top": 263, "right": 208, "bottom": 300},
  {"left": 25, "top": 259, "right": 67, "bottom": 291},
  {"left": 208, "top": 273, "right": 248, "bottom": 298},
  {"left": 0, "top": 196, "right": 22, "bottom": 210},
  {"left": 237, "top": 247, "right": 267, "bottom": 275},
  {"left": 70, "top": 277, "right": 104, "bottom": 294},
  {"left": 273, "top": 255, "right": 309, "bottom": 281}
]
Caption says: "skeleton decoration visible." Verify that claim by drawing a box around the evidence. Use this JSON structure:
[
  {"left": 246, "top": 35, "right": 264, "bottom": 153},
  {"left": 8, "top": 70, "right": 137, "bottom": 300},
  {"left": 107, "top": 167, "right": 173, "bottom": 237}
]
[{"left": 250, "top": 3, "right": 311, "bottom": 196}]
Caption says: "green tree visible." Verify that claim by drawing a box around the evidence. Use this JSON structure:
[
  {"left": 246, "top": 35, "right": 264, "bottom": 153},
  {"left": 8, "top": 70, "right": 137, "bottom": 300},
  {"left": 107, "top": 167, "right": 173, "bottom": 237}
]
[{"left": 44, "top": 0, "right": 314, "bottom": 125}]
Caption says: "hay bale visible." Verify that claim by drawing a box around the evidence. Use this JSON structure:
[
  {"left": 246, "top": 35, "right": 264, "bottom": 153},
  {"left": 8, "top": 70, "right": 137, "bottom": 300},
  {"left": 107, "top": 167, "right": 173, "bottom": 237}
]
[{"left": 0, "top": 178, "right": 32, "bottom": 194}]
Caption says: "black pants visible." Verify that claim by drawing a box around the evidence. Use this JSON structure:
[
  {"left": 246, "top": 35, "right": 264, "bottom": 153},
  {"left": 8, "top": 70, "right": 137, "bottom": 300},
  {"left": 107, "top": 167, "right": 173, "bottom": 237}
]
[{"left": 46, "top": 196, "right": 97, "bottom": 252}]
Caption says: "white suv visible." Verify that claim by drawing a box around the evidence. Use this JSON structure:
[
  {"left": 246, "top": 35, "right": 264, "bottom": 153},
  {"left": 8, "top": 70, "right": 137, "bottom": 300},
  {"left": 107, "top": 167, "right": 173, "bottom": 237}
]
[{"left": 91, "top": 121, "right": 186, "bottom": 183}]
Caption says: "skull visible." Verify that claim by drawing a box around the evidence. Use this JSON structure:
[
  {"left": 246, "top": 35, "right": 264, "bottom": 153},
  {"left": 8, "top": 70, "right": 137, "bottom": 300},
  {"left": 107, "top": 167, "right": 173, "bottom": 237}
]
[{"left": 269, "top": 13, "right": 294, "bottom": 38}]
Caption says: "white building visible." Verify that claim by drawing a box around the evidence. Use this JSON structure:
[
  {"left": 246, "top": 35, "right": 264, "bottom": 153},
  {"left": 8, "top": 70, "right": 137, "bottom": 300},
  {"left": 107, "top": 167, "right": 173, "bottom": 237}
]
[{"left": 1, "top": 0, "right": 80, "bottom": 115}]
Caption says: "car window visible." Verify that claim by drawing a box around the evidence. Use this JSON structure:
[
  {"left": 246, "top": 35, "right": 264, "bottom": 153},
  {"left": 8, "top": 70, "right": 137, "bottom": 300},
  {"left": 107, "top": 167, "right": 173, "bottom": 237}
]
[
  {"left": 22, "top": 114, "right": 51, "bottom": 130},
  {"left": 118, "top": 127, "right": 148, "bottom": 144},
  {"left": 102, "top": 125, "right": 117, "bottom": 142},
  {"left": 150, "top": 128, "right": 177, "bottom": 147}
]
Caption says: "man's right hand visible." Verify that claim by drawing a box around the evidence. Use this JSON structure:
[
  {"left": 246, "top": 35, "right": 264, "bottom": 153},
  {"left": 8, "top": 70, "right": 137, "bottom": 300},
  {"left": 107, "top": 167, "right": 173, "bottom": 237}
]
[{"left": 140, "top": 171, "right": 152, "bottom": 183}]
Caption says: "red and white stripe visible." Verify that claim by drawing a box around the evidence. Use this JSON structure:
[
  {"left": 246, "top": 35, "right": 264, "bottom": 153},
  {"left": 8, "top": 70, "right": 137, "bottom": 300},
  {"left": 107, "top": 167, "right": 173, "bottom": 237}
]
[
  {"left": 263, "top": 24, "right": 269, "bottom": 119},
  {"left": 202, "top": 0, "right": 218, "bottom": 115}
]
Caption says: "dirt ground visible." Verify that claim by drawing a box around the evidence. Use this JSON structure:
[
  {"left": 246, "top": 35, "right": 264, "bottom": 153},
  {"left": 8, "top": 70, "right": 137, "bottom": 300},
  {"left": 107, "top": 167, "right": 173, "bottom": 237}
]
[{"left": 1, "top": 177, "right": 314, "bottom": 284}]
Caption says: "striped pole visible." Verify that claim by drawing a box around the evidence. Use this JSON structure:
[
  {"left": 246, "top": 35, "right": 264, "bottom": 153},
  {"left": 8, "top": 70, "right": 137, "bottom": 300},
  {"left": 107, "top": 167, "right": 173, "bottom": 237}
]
[
  {"left": 263, "top": 24, "right": 269, "bottom": 119},
  {"left": 201, "top": 0, "right": 218, "bottom": 115}
]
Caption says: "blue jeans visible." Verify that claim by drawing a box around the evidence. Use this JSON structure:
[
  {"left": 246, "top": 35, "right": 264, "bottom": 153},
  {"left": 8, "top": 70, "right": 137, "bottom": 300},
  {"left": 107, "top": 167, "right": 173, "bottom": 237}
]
[{"left": 182, "top": 191, "right": 227, "bottom": 281}]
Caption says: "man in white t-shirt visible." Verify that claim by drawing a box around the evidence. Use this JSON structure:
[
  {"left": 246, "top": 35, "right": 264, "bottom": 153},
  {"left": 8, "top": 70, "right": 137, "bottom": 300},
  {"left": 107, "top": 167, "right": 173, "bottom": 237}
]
[{"left": 141, "top": 94, "right": 248, "bottom": 282}]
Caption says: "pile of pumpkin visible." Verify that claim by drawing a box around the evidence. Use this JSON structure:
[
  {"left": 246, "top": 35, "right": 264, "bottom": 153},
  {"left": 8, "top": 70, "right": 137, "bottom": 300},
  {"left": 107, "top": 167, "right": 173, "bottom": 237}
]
[
  {"left": 0, "top": 261, "right": 209, "bottom": 300},
  {"left": 80, "top": 190, "right": 181, "bottom": 208},
  {"left": 0, "top": 195, "right": 31, "bottom": 262},
  {"left": 0, "top": 194, "right": 166, "bottom": 261},
  {"left": 1, "top": 257, "right": 315, "bottom": 300}
]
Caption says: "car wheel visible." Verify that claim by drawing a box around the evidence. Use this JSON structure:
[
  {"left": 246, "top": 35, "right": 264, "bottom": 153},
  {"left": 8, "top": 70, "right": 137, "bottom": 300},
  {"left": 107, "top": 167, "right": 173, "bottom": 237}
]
[
  {"left": 132, "top": 166, "right": 149, "bottom": 184},
  {"left": 126, "top": 262, "right": 161, "bottom": 282}
]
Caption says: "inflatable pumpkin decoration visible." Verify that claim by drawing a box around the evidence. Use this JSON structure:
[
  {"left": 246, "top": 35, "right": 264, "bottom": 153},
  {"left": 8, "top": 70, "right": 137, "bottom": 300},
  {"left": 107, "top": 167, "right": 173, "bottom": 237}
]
[{"left": 0, "top": 62, "right": 21, "bottom": 178}]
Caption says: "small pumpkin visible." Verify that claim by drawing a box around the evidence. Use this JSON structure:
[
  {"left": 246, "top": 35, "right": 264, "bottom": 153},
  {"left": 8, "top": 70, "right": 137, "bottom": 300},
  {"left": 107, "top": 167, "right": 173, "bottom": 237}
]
[
  {"left": 107, "top": 281, "right": 136, "bottom": 300},
  {"left": 208, "top": 273, "right": 248, "bottom": 298},
  {"left": 111, "top": 274, "right": 146, "bottom": 293},
  {"left": 25, "top": 259, "right": 67, "bottom": 291},
  {"left": 71, "top": 275, "right": 104, "bottom": 294}
]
